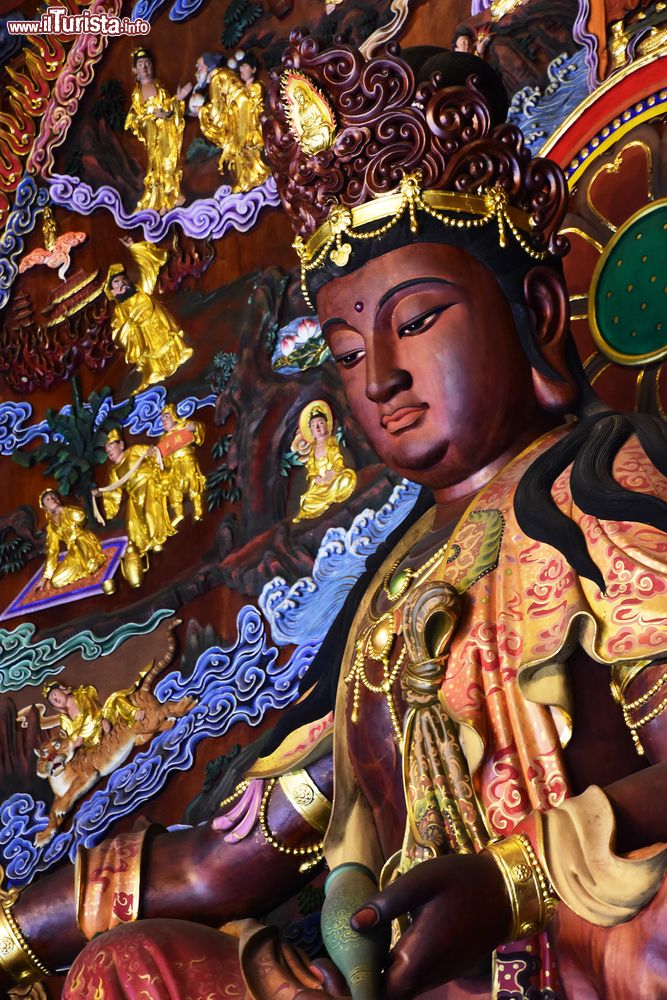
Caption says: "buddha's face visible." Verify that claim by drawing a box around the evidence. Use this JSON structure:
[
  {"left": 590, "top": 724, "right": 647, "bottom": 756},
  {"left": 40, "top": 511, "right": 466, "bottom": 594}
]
[
  {"left": 309, "top": 416, "right": 329, "bottom": 441},
  {"left": 239, "top": 61, "right": 254, "bottom": 83},
  {"left": 105, "top": 440, "right": 124, "bottom": 463},
  {"left": 317, "top": 242, "right": 540, "bottom": 492},
  {"left": 110, "top": 274, "right": 129, "bottom": 298},
  {"left": 47, "top": 688, "right": 68, "bottom": 710},
  {"left": 42, "top": 493, "right": 60, "bottom": 513},
  {"left": 134, "top": 56, "right": 154, "bottom": 83},
  {"left": 195, "top": 57, "right": 208, "bottom": 85}
]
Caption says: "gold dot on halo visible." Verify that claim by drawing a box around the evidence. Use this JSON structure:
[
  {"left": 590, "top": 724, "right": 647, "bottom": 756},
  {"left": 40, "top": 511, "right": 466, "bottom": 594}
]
[
  {"left": 651, "top": 275, "right": 657, "bottom": 282},
  {"left": 613, "top": 315, "right": 620, "bottom": 324},
  {"left": 635, "top": 232, "right": 643, "bottom": 240},
  {"left": 616, "top": 258, "right": 623, "bottom": 267},
  {"left": 627, "top": 283, "right": 634, "bottom": 292},
  {"left": 641, "top": 255, "right": 648, "bottom": 263},
  {"left": 631, "top": 331, "right": 637, "bottom": 337},
  {"left": 641, "top": 302, "right": 648, "bottom": 310},
  {"left": 658, "top": 323, "right": 664, "bottom": 331},
  {"left": 606, "top": 290, "right": 613, "bottom": 299}
]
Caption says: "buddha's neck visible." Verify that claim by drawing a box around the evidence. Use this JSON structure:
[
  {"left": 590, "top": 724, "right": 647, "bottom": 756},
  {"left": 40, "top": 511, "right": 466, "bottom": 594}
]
[{"left": 431, "top": 415, "right": 558, "bottom": 530}]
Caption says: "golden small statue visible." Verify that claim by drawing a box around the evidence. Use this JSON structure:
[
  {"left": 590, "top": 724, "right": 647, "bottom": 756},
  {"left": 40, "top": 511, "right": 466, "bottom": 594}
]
[
  {"left": 158, "top": 404, "right": 206, "bottom": 526},
  {"left": 281, "top": 71, "right": 336, "bottom": 156},
  {"left": 104, "top": 237, "right": 193, "bottom": 392},
  {"left": 292, "top": 400, "right": 357, "bottom": 523},
  {"left": 35, "top": 490, "right": 106, "bottom": 593},
  {"left": 92, "top": 429, "right": 174, "bottom": 567},
  {"left": 198, "top": 53, "right": 271, "bottom": 193},
  {"left": 125, "top": 47, "right": 189, "bottom": 214}
]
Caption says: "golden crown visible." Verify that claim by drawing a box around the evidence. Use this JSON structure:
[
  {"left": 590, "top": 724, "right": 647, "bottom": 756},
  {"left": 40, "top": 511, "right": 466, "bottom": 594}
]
[{"left": 293, "top": 171, "right": 546, "bottom": 308}]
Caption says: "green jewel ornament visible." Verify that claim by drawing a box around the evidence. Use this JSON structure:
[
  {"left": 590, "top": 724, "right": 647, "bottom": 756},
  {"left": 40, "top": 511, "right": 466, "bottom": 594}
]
[{"left": 589, "top": 198, "right": 667, "bottom": 366}]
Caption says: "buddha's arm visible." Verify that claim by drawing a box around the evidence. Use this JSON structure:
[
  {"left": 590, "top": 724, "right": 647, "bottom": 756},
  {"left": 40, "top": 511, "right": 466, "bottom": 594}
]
[
  {"left": 102, "top": 481, "right": 122, "bottom": 519},
  {"left": 605, "top": 759, "right": 667, "bottom": 853},
  {"left": 41, "top": 524, "right": 59, "bottom": 581},
  {"left": 124, "top": 96, "right": 144, "bottom": 142},
  {"left": 3, "top": 754, "right": 333, "bottom": 985},
  {"left": 129, "top": 241, "right": 168, "bottom": 296}
]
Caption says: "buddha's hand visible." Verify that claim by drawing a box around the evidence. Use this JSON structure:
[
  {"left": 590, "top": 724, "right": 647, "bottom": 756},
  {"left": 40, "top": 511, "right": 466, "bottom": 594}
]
[
  {"left": 350, "top": 853, "right": 511, "bottom": 1000},
  {"left": 294, "top": 958, "right": 350, "bottom": 998}
]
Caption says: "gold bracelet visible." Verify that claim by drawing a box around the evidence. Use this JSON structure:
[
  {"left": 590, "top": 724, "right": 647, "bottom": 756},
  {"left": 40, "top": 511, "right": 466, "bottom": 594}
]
[
  {"left": 0, "top": 890, "right": 51, "bottom": 984},
  {"left": 484, "top": 834, "right": 558, "bottom": 941},
  {"left": 259, "top": 779, "right": 325, "bottom": 873},
  {"left": 278, "top": 769, "right": 332, "bottom": 836}
]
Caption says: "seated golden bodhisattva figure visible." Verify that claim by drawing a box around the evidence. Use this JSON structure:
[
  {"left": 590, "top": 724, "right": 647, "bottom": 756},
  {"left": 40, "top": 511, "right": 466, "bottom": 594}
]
[{"left": 292, "top": 399, "right": 357, "bottom": 522}]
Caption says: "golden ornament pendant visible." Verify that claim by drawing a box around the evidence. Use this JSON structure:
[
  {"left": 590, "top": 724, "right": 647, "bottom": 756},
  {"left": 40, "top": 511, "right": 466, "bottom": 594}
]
[
  {"left": 365, "top": 612, "right": 395, "bottom": 660},
  {"left": 330, "top": 242, "right": 352, "bottom": 267}
]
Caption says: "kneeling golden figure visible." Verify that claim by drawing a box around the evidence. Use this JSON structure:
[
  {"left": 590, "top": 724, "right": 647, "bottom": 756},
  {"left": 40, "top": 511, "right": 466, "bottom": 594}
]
[{"left": 35, "top": 490, "right": 105, "bottom": 592}]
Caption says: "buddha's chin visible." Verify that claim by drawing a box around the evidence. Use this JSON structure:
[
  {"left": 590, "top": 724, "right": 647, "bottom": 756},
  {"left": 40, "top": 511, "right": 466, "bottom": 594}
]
[{"left": 383, "top": 438, "right": 450, "bottom": 479}]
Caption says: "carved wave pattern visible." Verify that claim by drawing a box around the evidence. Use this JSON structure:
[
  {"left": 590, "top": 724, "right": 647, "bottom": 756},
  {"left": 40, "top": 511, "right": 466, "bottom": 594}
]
[
  {"left": 260, "top": 478, "right": 420, "bottom": 646},
  {"left": 0, "top": 607, "right": 319, "bottom": 885},
  {"left": 508, "top": 50, "right": 591, "bottom": 154},
  {"left": 0, "top": 387, "right": 216, "bottom": 457},
  {"left": 0, "top": 177, "right": 49, "bottom": 311},
  {"left": 131, "top": 0, "right": 209, "bottom": 22},
  {"left": 0, "top": 608, "right": 174, "bottom": 693},
  {"left": 47, "top": 173, "right": 280, "bottom": 242}
]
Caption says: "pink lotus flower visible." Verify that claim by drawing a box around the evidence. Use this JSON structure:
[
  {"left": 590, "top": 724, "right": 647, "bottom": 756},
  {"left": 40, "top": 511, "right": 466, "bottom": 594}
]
[{"left": 296, "top": 318, "right": 319, "bottom": 343}]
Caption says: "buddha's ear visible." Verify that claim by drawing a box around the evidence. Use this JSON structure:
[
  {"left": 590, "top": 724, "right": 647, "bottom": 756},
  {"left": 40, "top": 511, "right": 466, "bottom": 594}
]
[{"left": 524, "top": 266, "right": 579, "bottom": 413}]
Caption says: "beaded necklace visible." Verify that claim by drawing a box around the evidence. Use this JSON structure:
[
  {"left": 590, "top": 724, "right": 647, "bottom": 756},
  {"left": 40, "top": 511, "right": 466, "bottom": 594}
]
[{"left": 347, "top": 536, "right": 452, "bottom": 747}]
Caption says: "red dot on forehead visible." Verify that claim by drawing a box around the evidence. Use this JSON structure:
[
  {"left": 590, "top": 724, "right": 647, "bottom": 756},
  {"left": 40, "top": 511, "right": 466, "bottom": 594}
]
[{"left": 354, "top": 301, "right": 364, "bottom": 313}]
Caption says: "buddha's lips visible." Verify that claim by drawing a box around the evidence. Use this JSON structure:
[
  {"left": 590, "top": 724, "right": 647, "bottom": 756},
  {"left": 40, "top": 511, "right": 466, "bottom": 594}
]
[{"left": 381, "top": 404, "right": 428, "bottom": 433}]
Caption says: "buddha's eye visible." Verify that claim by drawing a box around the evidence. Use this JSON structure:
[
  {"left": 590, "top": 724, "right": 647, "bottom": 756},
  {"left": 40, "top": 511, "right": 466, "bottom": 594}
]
[
  {"left": 334, "top": 348, "right": 366, "bottom": 369},
  {"left": 398, "top": 305, "right": 449, "bottom": 338}
]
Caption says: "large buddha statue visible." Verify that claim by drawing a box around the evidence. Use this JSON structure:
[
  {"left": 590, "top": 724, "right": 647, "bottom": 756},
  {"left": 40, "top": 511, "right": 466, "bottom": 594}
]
[{"left": 2, "top": 37, "right": 666, "bottom": 1000}]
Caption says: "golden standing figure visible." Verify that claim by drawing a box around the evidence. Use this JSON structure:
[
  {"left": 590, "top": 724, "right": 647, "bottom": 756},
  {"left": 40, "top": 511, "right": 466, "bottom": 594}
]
[
  {"left": 93, "top": 429, "right": 174, "bottom": 560},
  {"left": 35, "top": 490, "right": 106, "bottom": 592},
  {"left": 104, "top": 237, "right": 193, "bottom": 392},
  {"left": 198, "top": 54, "right": 270, "bottom": 193},
  {"left": 292, "top": 400, "right": 356, "bottom": 523},
  {"left": 158, "top": 404, "right": 206, "bottom": 526},
  {"left": 125, "top": 48, "right": 188, "bottom": 214}
]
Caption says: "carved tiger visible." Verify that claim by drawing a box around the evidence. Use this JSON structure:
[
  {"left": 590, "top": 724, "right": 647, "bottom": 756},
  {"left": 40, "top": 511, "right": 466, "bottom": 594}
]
[
  {"left": 35, "top": 621, "right": 196, "bottom": 847},
  {"left": 35, "top": 682, "right": 194, "bottom": 848}
]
